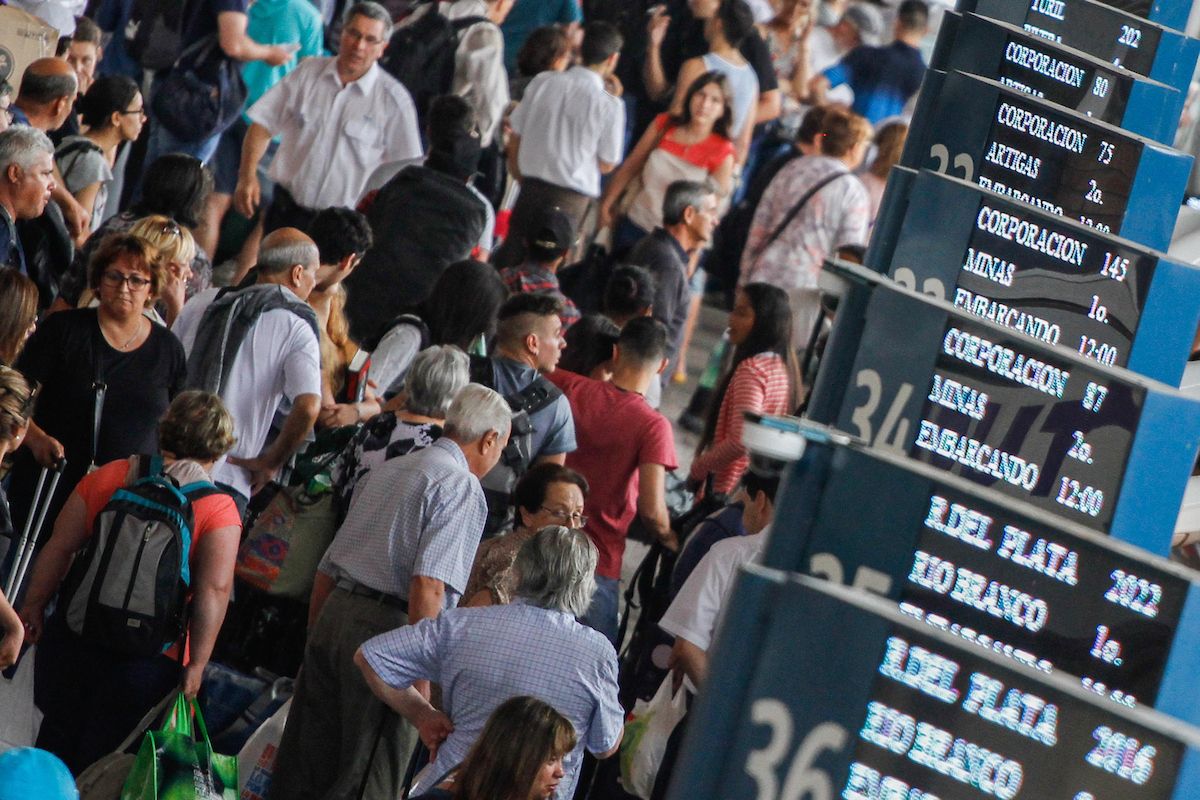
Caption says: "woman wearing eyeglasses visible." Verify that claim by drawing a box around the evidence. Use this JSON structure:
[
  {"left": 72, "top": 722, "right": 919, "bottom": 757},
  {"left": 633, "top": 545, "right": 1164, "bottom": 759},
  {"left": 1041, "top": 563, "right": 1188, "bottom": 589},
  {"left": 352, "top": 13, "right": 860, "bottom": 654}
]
[
  {"left": 8, "top": 233, "right": 187, "bottom": 543},
  {"left": 462, "top": 463, "right": 590, "bottom": 607},
  {"left": 54, "top": 75, "right": 146, "bottom": 237}
]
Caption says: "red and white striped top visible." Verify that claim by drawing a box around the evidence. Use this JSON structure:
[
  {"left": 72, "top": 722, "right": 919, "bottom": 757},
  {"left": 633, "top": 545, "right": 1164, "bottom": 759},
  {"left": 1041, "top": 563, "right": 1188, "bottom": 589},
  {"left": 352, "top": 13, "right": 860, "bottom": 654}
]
[{"left": 690, "top": 352, "right": 793, "bottom": 495}]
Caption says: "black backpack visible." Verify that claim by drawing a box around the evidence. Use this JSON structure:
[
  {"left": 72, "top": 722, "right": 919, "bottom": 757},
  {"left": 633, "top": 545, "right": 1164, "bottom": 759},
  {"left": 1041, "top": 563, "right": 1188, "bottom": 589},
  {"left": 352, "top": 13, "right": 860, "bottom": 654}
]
[
  {"left": 126, "top": 0, "right": 191, "bottom": 71},
  {"left": 59, "top": 455, "right": 222, "bottom": 657},
  {"left": 379, "top": 7, "right": 488, "bottom": 125},
  {"left": 468, "top": 356, "right": 563, "bottom": 537}
]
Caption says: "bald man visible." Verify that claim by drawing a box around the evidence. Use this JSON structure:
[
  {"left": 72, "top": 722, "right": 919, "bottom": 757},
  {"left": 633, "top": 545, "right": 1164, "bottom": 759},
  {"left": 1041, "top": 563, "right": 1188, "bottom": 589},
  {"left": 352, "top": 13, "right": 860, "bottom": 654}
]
[
  {"left": 172, "top": 227, "right": 323, "bottom": 514},
  {"left": 12, "top": 58, "right": 90, "bottom": 243}
]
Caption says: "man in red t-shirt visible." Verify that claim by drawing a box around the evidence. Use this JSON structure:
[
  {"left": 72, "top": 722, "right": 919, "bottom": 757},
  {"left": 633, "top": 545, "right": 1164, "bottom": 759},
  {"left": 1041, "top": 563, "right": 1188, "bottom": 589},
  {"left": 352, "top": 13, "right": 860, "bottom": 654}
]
[{"left": 549, "top": 317, "right": 678, "bottom": 644}]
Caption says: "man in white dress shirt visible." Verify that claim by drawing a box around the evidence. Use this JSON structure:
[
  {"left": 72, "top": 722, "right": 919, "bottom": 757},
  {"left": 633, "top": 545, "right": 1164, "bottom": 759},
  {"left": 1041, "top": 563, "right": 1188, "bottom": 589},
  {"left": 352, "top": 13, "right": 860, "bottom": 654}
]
[
  {"left": 234, "top": 0, "right": 423, "bottom": 233},
  {"left": 494, "top": 21, "right": 625, "bottom": 267}
]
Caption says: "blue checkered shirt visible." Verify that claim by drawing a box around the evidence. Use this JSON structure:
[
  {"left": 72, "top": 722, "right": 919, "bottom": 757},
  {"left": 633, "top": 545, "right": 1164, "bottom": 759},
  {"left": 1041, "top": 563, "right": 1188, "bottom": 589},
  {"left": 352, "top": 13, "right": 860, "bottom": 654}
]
[
  {"left": 362, "top": 599, "right": 624, "bottom": 798},
  {"left": 318, "top": 438, "right": 487, "bottom": 605}
]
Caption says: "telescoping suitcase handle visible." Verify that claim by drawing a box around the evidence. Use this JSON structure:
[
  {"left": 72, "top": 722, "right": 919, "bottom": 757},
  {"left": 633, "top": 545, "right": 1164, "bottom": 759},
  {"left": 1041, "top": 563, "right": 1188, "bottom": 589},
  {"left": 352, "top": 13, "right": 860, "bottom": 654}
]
[{"left": 3, "top": 457, "right": 67, "bottom": 600}]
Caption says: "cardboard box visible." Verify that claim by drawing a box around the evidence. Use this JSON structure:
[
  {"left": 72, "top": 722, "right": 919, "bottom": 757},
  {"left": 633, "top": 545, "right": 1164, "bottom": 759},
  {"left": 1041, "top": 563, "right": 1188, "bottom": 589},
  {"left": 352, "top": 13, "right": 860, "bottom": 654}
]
[{"left": 0, "top": 7, "right": 59, "bottom": 91}]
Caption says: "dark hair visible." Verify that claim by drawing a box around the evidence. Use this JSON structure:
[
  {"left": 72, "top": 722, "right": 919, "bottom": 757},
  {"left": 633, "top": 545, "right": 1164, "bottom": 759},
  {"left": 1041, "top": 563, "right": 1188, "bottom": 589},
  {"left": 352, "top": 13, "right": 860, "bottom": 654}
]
[
  {"left": 604, "top": 265, "right": 655, "bottom": 322},
  {"left": 427, "top": 94, "right": 475, "bottom": 149},
  {"left": 18, "top": 68, "right": 76, "bottom": 105},
  {"left": 452, "top": 697, "right": 577, "bottom": 800},
  {"left": 561, "top": 314, "right": 619, "bottom": 376},
  {"left": 133, "top": 154, "right": 213, "bottom": 229},
  {"left": 697, "top": 283, "right": 800, "bottom": 455},
  {"left": 87, "top": 232, "right": 166, "bottom": 295},
  {"left": 517, "top": 25, "right": 571, "bottom": 76},
  {"left": 670, "top": 71, "right": 733, "bottom": 141},
  {"left": 618, "top": 316, "right": 667, "bottom": 365},
  {"left": 308, "top": 207, "right": 373, "bottom": 265},
  {"left": 898, "top": 0, "right": 930, "bottom": 31},
  {"left": 514, "top": 462, "right": 590, "bottom": 517},
  {"left": 743, "top": 457, "right": 784, "bottom": 503},
  {"left": 421, "top": 260, "right": 507, "bottom": 350},
  {"left": 0, "top": 270, "right": 38, "bottom": 366},
  {"left": 77, "top": 75, "right": 139, "bottom": 129},
  {"left": 716, "top": 0, "right": 756, "bottom": 48},
  {"left": 499, "top": 291, "right": 564, "bottom": 323},
  {"left": 796, "top": 104, "right": 829, "bottom": 146},
  {"left": 581, "top": 21, "right": 623, "bottom": 66},
  {"left": 819, "top": 104, "right": 871, "bottom": 158},
  {"left": 72, "top": 16, "right": 103, "bottom": 46}
]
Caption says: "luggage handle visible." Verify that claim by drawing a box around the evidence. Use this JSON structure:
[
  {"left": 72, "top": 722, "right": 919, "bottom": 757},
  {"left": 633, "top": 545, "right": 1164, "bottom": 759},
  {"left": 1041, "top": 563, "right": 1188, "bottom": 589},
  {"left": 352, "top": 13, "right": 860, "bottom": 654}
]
[{"left": 3, "top": 457, "right": 66, "bottom": 599}]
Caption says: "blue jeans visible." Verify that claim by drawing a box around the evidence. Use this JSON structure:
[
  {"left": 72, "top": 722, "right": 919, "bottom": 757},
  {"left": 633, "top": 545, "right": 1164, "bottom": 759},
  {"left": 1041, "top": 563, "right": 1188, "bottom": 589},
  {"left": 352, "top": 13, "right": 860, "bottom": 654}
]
[{"left": 580, "top": 574, "right": 620, "bottom": 647}]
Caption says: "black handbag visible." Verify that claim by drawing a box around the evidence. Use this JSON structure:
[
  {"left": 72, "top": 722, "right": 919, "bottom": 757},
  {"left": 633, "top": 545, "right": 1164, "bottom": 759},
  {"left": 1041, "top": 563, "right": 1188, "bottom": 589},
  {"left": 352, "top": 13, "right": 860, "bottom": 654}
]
[{"left": 150, "top": 34, "right": 247, "bottom": 143}]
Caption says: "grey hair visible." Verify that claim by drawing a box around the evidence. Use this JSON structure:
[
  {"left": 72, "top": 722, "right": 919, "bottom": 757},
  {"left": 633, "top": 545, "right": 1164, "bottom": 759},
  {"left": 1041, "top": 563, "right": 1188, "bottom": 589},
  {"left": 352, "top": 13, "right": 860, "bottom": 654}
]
[
  {"left": 406, "top": 345, "right": 469, "bottom": 418},
  {"left": 345, "top": 1, "right": 394, "bottom": 39},
  {"left": 444, "top": 383, "right": 510, "bottom": 443},
  {"left": 257, "top": 240, "right": 319, "bottom": 277},
  {"left": 0, "top": 126, "right": 54, "bottom": 173},
  {"left": 515, "top": 526, "right": 598, "bottom": 617},
  {"left": 662, "top": 178, "right": 717, "bottom": 226}
]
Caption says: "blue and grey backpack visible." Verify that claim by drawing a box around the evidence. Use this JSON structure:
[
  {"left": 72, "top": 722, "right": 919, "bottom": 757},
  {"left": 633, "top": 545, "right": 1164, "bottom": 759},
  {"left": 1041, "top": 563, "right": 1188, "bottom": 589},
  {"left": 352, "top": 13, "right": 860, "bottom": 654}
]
[{"left": 61, "top": 455, "right": 221, "bottom": 656}]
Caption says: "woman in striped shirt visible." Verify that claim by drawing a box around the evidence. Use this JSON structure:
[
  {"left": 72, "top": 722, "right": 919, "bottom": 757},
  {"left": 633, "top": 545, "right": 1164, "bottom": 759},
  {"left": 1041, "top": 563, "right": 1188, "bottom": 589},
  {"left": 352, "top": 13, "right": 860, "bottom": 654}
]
[{"left": 690, "top": 283, "right": 799, "bottom": 494}]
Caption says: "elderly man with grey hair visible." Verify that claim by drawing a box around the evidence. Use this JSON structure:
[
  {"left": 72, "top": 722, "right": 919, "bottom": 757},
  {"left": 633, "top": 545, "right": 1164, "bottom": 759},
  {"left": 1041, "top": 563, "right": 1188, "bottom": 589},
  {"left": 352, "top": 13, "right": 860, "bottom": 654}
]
[
  {"left": 272, "top": 383, "right": 511, "bottom": 800},
  {"left": 330, "top": 344, "right": 471, "bottom": 515},
  {"left": 235, "top": 0, "right": 422, "bottom": 233},
  {"left": 172, "top": 227, "right": 323, "bottom": 514},
  {"left": 355, "top": 525, "right": 625, "bottom": 798},
  {"left": 0, "top": 126, "right": 55, "bottom": 273}
]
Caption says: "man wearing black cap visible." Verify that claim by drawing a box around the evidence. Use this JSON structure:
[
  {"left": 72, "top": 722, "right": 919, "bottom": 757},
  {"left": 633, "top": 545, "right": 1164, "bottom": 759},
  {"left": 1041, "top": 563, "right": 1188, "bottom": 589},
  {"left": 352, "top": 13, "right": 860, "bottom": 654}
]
[
  {"left": 343, "top": 94, "right": 490, "bottom": 346},
  {"left": 499, "top": 207, "right": 580, "bottom": 330}
]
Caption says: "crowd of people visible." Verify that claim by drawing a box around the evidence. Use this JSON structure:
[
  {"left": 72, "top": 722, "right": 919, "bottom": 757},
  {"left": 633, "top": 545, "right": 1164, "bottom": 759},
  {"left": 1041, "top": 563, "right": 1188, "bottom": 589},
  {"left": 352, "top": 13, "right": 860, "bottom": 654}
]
[{"left": 0, "top": 0, "right": 929, "bottom": 796}]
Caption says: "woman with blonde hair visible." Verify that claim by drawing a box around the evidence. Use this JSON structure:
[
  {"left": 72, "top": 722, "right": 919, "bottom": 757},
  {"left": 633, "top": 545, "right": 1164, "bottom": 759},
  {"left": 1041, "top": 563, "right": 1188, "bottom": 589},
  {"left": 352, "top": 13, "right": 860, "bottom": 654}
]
[
  {"left": 861, "top": 120, "right": 909, "bottom": 226},
  {"left": 0, "top": 367, "right": 37, "bottom": 669},
  {"left": 19, "top": 390, "right": 242, "bottom": 773}
]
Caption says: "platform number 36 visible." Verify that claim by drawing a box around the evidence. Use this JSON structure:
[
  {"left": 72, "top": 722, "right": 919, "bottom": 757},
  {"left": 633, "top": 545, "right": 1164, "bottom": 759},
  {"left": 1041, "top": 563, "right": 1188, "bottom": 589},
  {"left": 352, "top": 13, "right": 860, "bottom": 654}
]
[{"left": 745, "top": 701, "right": 849, "bottom": 800}]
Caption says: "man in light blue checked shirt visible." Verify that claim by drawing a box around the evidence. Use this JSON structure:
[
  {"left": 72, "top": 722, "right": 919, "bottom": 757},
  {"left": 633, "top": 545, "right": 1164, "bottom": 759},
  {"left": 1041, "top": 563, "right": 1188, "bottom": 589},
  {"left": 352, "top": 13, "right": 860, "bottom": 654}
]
[
  {"left": 270, "top": 384, "right": 511, "bottom": 800},
  {"left": 355, "top": 526, "right": 624, "bottom": 798}
]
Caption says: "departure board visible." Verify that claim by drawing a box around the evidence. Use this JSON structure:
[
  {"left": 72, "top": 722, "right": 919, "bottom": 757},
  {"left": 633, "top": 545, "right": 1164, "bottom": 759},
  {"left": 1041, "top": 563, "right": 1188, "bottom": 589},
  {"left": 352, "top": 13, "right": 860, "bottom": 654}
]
[
  {"left": 757, "top": 428, "right": 1200, "bottom": 719},
  {"left": 807, "top": 260, "right": 1200, "bottom": 544},
  {"left": 958, "top": 0, "right": 1166, "bottom": 76},
  {"left": 667, "top": 572, "right": 1200, "bottom": 800},
  {"left": 867, "top": 169, "right": 1200, "bottom": 386},
  {"left": 900, "top": 71, "right": 1190, "bottom": 250},
  {"left": 931, "top": 13, "right": 1180, "bottom": 143}
]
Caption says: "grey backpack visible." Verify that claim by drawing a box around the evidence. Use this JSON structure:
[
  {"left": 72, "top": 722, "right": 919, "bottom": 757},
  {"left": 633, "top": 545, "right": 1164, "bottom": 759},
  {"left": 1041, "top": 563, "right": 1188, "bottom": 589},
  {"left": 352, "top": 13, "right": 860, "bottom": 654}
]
[{"left": 60, "top": 455, "right": 220, "bottom": 656}]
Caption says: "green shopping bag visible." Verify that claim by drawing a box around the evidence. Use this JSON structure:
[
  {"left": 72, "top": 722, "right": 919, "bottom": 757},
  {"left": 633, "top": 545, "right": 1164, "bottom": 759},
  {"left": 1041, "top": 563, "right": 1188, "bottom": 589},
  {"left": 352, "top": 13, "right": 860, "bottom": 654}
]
[{"left": 121, "top": 693, "right": 238, "bottom": 800}]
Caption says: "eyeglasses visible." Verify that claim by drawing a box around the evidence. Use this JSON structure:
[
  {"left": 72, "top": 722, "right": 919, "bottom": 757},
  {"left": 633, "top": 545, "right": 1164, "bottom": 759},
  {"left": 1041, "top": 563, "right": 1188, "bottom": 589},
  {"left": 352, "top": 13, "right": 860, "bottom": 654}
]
[
  {"left": 101, "top": 271, "right": 152, "bottom": 290},
  {"left": 540, "top": 506, "right": 587, "bottom": 528},
  {"left": 120, "top": 107, "right": 147, "bottom": 117},
  {"left": 343, "top": 28, "right": 385, "bottom": 45},
  {"left": 160, "top": 220, "right": 181, "bottom": 238}
]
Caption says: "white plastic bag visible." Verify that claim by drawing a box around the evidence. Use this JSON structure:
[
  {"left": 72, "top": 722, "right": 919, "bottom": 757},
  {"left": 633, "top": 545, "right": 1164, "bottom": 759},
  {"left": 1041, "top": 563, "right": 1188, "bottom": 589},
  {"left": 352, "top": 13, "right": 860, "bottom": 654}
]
[
  {"left": 619, "top": 676, "right": 688, "bottom": 799},
  {"left": 237, "top": 698, "right": 291, "bottom": 800},
  {"left": 0, "top": 647, "right": 40, "bottom": 752}
]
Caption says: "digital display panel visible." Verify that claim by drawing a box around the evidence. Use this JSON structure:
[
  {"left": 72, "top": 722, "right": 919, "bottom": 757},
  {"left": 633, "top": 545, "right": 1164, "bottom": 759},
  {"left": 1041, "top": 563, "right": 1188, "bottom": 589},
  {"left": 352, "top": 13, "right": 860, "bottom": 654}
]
[
  {"left": 900, "top": 485, "right": 1186, "bottom": 707},
  {"left": 846, "top": 623, "right": 1186, "bottom": 799},
  {"left": 967, "top": 0, "right": 1162, "bottom": 76},
  {"left": 941, "top": 16, "right": 1137, "bottom": 125},
  {"left": 951, "top": 198, "right": 1154, "bottom": 366},
  {"left": 972, "top": 91, "right": 1143, "bottom": 234},
  {"left": 910, "top": 319, "right": 1145, "bottom": 528}
]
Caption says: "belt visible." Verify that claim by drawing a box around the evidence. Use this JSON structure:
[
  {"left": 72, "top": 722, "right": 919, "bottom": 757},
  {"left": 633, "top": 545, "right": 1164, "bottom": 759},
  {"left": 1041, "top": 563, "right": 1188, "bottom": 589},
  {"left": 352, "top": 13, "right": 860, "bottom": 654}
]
[{"left": 335, "top": 579, "right": 409, "bottom": 612}]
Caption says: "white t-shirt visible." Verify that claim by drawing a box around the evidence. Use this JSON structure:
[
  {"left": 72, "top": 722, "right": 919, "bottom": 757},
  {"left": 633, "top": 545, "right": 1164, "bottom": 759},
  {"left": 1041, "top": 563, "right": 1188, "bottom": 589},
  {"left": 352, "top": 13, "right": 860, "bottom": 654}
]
[
  {"left": 510, "top": 66, "right": 625, "bottom": 197},
  {"left": 658, "top": 528, "right": 768, "bottom": 653},
  {"left": 172, "top": 287, "right": 322, "bottom": 497}
]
